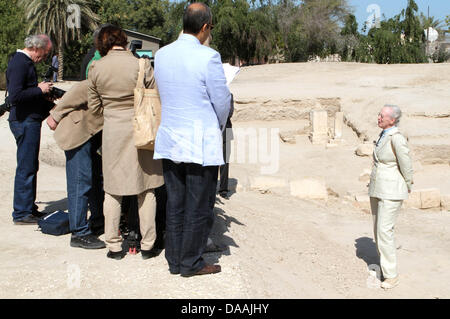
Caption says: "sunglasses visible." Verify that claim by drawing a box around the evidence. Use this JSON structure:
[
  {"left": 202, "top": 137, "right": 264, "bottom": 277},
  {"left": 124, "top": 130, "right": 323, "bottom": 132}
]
[{"left": 207, "top": 23, "right": 214, "bottom": 30}]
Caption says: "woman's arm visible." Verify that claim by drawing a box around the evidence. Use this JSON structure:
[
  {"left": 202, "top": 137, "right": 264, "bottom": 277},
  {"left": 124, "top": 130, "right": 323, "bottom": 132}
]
[
  {"left": 144, "top": 59, "right": 156, "bottom": 89},
  {"left": 87, "top": 61, "right": 103, "bottom": 114}
]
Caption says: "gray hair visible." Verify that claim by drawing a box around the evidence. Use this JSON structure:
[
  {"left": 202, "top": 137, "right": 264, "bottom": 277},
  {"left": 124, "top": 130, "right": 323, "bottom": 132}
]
[
  {"left": 384, "top": 104, "right": 402, "bottom": 125},
  {"left": 24, "top": 34, "right": 50, "bottom": 49}
]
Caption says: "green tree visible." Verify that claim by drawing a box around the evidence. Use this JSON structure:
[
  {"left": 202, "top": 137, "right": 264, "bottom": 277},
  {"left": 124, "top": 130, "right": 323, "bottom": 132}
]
[
  {"left": 0, "top": 0, "right": 27, "bottom": 74},
  {"left": 212, "top": 0, "right": 249, "bottom": 64},
  {"left": 298, "top": 0, "right": 351, "bottom": 60},
  {"left": 340, "top": 14, "right": 359, "bottom": 61},
  {"left": 355, "top": 0, "right": 426, "bottom": 64},
  {"left": 19, "top": 0, "right": 100, "bottom": 80}
]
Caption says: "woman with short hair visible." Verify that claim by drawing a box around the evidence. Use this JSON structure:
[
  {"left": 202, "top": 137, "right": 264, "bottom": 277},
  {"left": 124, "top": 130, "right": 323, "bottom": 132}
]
[
  {"left": 87, "top": 25, "right": 164, "bottom": 260},
  {"left": 369, "top": 104, "right": 413, "bottom": 289}
]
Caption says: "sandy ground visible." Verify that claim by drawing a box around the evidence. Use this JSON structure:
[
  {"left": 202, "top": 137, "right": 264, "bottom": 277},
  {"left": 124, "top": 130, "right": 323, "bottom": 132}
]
[{"left": 0, "top": 62, "right": 449, "bottom": 299}]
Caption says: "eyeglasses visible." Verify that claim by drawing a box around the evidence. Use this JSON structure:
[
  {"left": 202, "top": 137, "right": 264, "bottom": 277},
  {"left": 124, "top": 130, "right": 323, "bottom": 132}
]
[{"left": 207, "top": 23, "right": 214, "bottom": 30}]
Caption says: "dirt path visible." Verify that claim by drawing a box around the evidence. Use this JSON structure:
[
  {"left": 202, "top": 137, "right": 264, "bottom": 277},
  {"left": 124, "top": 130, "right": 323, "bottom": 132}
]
[{"left": 1, "top": 63, "right": 449, "bottom": 299}]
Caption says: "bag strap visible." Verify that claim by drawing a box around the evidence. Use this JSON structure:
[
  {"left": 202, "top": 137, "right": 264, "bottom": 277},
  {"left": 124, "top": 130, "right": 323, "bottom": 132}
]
[{"left": 135, "top": 58, "right": 146, "bottom": 89}]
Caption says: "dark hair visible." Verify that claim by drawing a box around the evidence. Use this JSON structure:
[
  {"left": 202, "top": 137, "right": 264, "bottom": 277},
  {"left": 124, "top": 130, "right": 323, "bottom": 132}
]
[
  {"left": 97, "top": 25, "right": 128, "bottom": 57},
  {"left": 93, "top": 23, "right": 115, "bottom": 48},
  {"left": 183, "top": 2, "right": 212, "bottom": 35}
]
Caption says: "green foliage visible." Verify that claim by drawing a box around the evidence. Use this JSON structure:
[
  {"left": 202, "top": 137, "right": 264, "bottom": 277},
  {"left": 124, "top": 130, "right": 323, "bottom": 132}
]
[
  {"left": 431, "top": 45, "right": 450, "bottom": 63},
  {"left": 354, "top": 0, "right": 426, "bottom": 64},
  {"left": 3, "top": 0, "right": 440, "bottom": 75},
  {"left": 341, "top": 14, "right": 358, "bottom": 36},
  {"left": 0, "top": 0, "right": 27, "bottom": 73},
  {"left": 19, "top": 0, "right": 100, "bottom": 79}
]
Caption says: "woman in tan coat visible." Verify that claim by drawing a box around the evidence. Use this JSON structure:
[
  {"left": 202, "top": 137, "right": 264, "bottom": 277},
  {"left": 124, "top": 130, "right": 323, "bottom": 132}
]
[{"left": 87, "top": 25, "right": 163, "bottom": 260}]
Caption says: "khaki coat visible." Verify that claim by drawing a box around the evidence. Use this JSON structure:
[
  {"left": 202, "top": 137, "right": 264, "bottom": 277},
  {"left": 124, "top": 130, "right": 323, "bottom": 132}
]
[
  {"left": 50, "top": 80, "right": 103, "bottom": 151},
  {"left": 87, "top": 50, "right": 163, "bottom": 195},
  {"left": 368, "top": 126, "right": 413, "bottom": 200}
]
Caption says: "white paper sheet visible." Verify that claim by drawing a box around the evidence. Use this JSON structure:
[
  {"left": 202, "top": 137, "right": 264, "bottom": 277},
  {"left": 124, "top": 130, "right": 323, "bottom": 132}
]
[{"left": 222, "top": 63, "right": 240, "bottom": 87}]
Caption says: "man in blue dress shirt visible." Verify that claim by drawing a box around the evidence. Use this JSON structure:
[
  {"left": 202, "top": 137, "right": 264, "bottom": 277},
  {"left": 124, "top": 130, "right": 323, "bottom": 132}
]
[{"left": 154, "top": 2, "right": 231, "bottom": 277}]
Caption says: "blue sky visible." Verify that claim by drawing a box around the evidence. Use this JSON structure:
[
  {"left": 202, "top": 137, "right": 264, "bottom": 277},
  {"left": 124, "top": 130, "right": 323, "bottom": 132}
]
[{"left": 349, "top": 0, "right": 450, "bottom": 32}]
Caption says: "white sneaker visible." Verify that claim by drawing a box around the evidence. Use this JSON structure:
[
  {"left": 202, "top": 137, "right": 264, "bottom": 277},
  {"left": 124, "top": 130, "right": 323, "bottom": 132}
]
[{"left": 381, "top": 276, "right": 399, "bottom": 289}]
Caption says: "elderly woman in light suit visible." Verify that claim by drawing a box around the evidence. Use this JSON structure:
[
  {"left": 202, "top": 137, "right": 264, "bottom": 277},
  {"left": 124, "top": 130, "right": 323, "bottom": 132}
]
[{"left": 369, "top": 105, "right": 413, "bottom": 289}]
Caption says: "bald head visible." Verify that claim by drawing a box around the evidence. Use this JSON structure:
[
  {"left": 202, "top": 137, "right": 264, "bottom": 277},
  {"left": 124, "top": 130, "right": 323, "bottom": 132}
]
[{"left": 183, "top": 2, "right": 212, "bottom": 35}]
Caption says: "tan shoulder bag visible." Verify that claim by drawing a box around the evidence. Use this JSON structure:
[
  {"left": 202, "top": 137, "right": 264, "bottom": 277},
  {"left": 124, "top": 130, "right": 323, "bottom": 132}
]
[{"left": 133, "top": 58, "right": 161, "bottom": 151}]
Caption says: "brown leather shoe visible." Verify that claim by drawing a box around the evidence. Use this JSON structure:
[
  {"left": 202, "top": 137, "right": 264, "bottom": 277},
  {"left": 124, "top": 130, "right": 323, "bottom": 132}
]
[{"left": 181, "top": 264, "right": 221, "bottom": 277}]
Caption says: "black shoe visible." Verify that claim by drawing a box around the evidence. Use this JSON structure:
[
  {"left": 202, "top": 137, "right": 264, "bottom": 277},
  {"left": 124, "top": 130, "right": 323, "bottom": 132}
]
[
  {"left": 107, "top": 250, "right": 125, "bottom": 260},
  {"left": 219, "top": 191, "right": 229, "bottom": 199},
  {"left": 70, "top": 234, "right": 106, "bottom": 249},
  {"left": 141, "top": 247, "right": 162, "bottom": 260},
  {"left": 13, "top": 214, "right": 40, "bottom": 225},
  {"left": 32, "top": 211, "right": 46, "bottom": 218},
  {"left": 90, "top": 225, "right": 105, "bottom": 236}
]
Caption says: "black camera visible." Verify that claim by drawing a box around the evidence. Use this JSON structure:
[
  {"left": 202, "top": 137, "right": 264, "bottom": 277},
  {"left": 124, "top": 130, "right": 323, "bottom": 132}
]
[
  {"left": 0, "top": 97, "right": 12, "bottom": 117},
  {"left": 43, "top": 66, "right": 66, "bottom": 99}
]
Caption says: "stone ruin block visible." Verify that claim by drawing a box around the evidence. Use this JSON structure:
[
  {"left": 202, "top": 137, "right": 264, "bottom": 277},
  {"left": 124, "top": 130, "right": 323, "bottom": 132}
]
[{"left": 309, "top": 110, "right": 328, "bottom": 144}]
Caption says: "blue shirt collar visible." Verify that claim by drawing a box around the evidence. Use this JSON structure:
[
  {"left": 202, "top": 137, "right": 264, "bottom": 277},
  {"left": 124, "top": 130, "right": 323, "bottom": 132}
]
[{"left": 382, "top": 126, "right": 396, "bottom": 135}]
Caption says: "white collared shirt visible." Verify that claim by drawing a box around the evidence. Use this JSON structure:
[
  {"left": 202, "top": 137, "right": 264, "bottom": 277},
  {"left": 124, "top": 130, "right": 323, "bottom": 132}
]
[{"left": 16, "top": 49, "right": 32, "bottom": 60}]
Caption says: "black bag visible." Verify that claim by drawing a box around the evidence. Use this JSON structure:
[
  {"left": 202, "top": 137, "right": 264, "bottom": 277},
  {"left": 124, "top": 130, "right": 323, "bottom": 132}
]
[{"left": 38, "top": 211, "right": 70, "bottom": 236}]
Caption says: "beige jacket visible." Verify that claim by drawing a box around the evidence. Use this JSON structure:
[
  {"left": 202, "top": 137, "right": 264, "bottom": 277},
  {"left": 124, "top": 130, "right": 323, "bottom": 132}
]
[
  {"left": 368, "top": 126, "right": 413, "bottom": 200},
  {"left": 50, "top": 80, "right": 103, "bottom": 151},
  {"left": 88, "top": 50, "right": 163, "bottom": 195}
]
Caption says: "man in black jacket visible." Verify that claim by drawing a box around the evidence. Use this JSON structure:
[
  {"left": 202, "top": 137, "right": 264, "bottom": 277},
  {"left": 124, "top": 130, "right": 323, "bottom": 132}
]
[{"left": 7, "top": 34, "right": 54, "bottom": 224}]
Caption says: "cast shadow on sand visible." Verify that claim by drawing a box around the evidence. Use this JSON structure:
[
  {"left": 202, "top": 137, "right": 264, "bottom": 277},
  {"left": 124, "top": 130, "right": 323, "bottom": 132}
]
[
  {"left": 203, "top": 200, "right": 244, "bottom": 264},
  {"left": 38, "top": 198, "right": 68, "bottom": 213},
  {"left": 355, "top": 237, "right": 380, "bottom": 266}
]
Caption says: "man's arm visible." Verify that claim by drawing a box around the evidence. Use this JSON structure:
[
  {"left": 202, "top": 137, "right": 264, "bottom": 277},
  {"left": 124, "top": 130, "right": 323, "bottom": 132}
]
[
  {"left": 205, "top": 52, "right": 231, "bottom": 131},
  {"left": 48, "top": 80, "right": 89, "bottom": 130},
  {"left": 7, "top": 60, "right": 47, "bottom": 105}
]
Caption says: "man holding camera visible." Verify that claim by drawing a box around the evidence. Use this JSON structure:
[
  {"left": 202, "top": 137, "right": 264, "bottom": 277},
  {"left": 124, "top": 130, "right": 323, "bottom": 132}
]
[{"left": 6, "top": 34, "right": 55, "bottom": 224}]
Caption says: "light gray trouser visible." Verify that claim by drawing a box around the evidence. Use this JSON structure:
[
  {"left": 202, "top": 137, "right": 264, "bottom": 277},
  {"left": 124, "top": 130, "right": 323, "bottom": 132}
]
[
  {"left": 104, "top": 189, "right": 156, "bottom": 252},
  {"left": 370, "top": 197, "right": 403, "bottom": 279}
]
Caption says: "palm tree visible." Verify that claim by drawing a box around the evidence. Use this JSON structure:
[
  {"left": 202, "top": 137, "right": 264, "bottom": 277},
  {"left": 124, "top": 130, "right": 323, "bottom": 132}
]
[{"left": 19, "top": 0, "right": 99, "bottom": 80}]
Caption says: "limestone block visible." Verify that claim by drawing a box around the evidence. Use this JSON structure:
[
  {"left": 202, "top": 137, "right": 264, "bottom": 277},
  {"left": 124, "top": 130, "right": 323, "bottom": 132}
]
[
  {"left": 420, "top": 188, "right": 441, "bottom": 209},
  {"left": 334, "top": 112, "right": 344, "bottom": 139},
  {"left": 356, "top": 193, "right": 370, "bottom": 210},
  {"left": 358, "top": 169, "right": 372, "bottom": 182},
  {"left": 404, "top": 190, "right": 421, "bottom": 209},
  {"left": 290, "top": 178, "right": 328, "bottom": 200},
  {"left": 279, "top": 131, "right": 297, "bottom": 144},
  {"left": 355, "top": 143, "right": 374, "bottom": 157},
  {"left": 309, "top": 111, "right": 328, "bottom": 144},
  {"left": 440, "top": 194, "right": 450, "bottom": 211},
  {"left": 235, "top": 184, "right": 247, "bottom": 193},
  {"left": 250, "top": 176, "right": 288, "bottom": 192}
]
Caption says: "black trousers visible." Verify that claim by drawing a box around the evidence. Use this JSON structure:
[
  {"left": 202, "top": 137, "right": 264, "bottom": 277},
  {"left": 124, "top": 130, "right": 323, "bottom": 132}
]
[
  {"left": 162, "top": 159, "right": 218, "bottom": 275},
  {"left": 219, "top": 118, "right": 232, "bottom": 193}
]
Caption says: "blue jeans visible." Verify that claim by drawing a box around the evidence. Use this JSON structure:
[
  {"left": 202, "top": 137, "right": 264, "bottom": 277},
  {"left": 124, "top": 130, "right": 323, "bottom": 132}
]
[
  {"left": 162, "top": 159, "right": 218, "bottom": 275},
  {"left": 65, "top": 132, "right": 104, "bottom": 237},
  {"left": 9, "top": 118, "right": 42, "bottom": 221}
]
